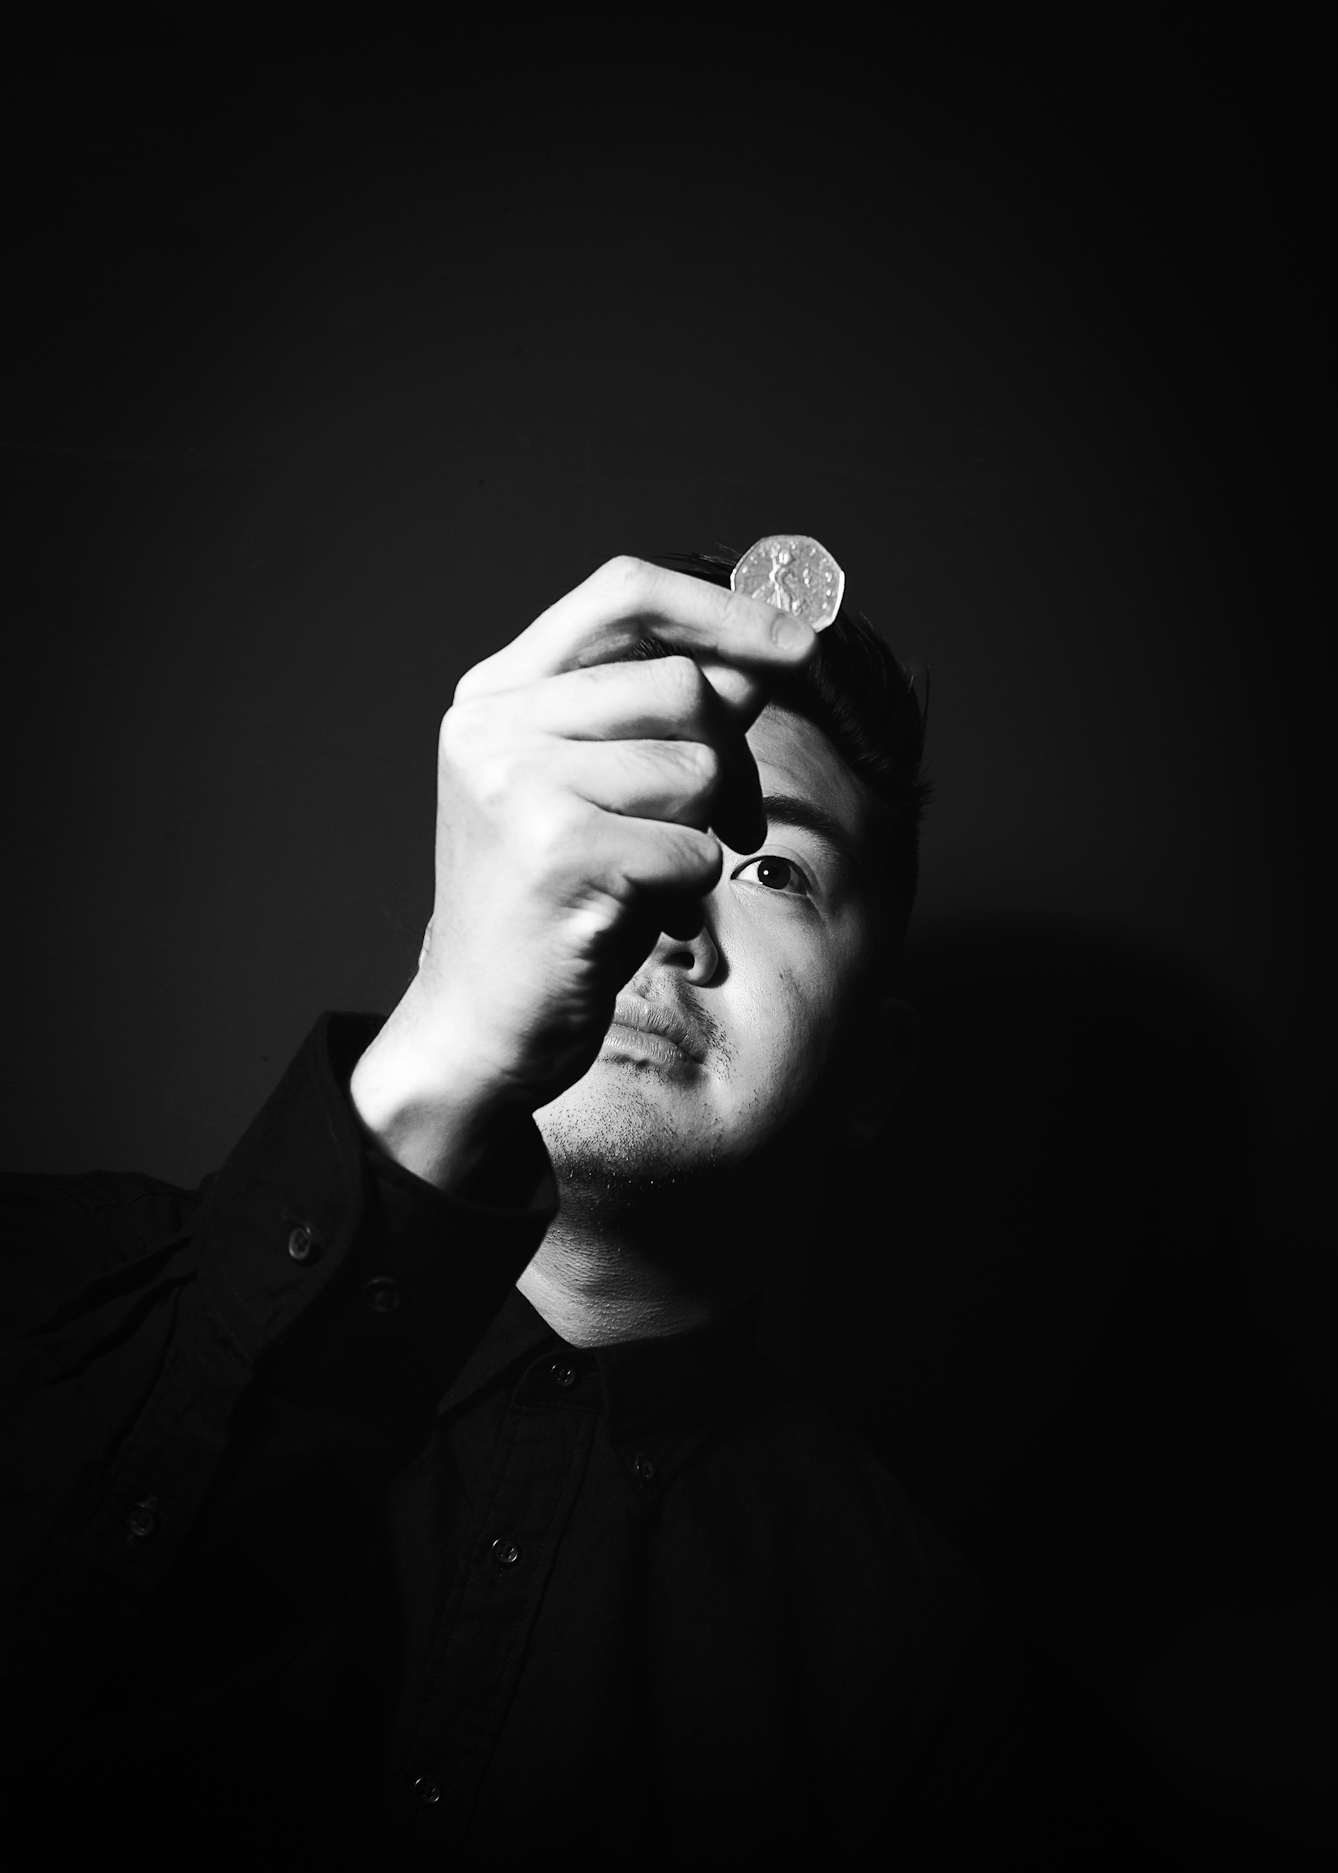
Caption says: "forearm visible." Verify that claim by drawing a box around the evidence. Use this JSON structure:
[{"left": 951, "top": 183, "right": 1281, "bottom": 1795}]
[{"left": 1, "top": 1012, "right": 557, "bottom": 1744}]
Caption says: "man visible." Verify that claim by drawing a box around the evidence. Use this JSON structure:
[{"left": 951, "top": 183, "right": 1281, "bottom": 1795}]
[{"left": 1, "top": 553, "right": 1017, "bottom": 1863}]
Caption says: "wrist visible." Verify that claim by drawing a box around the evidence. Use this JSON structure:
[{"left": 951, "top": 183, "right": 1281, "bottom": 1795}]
[{"left": 349, "top": 1001, "right": 526, "bottom": 1195}]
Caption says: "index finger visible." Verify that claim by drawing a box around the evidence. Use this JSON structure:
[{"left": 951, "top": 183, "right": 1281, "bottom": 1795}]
[{"left": 459, "top": 556, "right": 817, "bottom": 708}]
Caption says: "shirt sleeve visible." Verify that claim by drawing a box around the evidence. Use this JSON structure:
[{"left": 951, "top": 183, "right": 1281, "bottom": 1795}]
[{"left": 0, "top": 1011, "right": 557, "bottom": 1746}]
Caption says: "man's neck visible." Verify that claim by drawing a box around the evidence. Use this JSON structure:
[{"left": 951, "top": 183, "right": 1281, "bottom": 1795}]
[{"left": 515, "top": 1184, "right": 765, "bottom": 1349}]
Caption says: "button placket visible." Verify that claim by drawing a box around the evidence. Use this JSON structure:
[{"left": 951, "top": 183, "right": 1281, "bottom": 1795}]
[
  {"left": 125, "top": 1495, "right": 159, "bottom": 1541},
  {"left": 401, "top": 1400, "right": 599, "bottom": 1819},
  {"left": 363, "top": 1276, "right": 402, "bottom": 1314},
  {"left": 286, "top": 1224, "right": 319, "bottom": 1265}
]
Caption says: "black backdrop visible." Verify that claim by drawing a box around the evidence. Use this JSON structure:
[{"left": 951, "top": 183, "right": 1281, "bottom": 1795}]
[{"left": 3, "top": 18, "right": 1331, "bottom": 1866}]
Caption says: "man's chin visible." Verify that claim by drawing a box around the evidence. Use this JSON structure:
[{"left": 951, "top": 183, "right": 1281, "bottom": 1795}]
[
  {"left": 535, "top": 1061, "right": 719, "bottom": 1194},
  {"left": 535, "top": 1059, "right": 820, "bottom": 1245}
]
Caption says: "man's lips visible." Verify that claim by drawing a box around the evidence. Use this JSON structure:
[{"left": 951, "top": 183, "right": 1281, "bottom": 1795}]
[{"left": 604, "top": 992, "right": 708, "bottom": 1064}]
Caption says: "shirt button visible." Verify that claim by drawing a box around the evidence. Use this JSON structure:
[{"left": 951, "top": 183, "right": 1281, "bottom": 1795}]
[
  {"left": 551, "top": 1362, "right": 576, "bottom": 1388},
  {"left": 633, "top": 1452, "right": 655, "bottom": 1484},
  {"left": 414, "top": 1776, "right": 442, "bottom": 1806},
  {"left": 363, "top": 1276, "right": 402, "bottom": 1314},
  {"left": 491, "top": 1535, "right": 523, "bottom": 1567},
  {"left": 287, "top": 1225, "right": 319, "bottom": 1265},
  {"left": 126, "top": 1497, "right": 159, "bottom": 1540}
]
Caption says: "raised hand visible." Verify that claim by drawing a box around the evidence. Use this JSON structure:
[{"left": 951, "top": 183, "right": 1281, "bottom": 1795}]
[{"left": 349, "top": 557, "right": 816, "bottom": 1191}]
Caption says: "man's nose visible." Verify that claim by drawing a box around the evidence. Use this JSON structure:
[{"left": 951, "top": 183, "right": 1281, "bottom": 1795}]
[{"left": 646, "top": 921, "right": 719, "bottom": 985}]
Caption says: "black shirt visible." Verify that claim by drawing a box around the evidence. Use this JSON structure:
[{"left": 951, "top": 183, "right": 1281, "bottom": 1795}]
[{"left": 1, "top": 1015, "right": 1019, "bottom": 1866}]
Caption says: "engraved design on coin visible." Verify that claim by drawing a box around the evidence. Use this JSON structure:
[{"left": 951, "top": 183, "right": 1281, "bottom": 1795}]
[{"left": 731, "top": 535, "right": 845, "bottom": 632}]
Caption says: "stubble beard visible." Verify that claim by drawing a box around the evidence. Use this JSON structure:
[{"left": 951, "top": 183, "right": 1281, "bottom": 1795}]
[
  {"left": 536, "top": 1065, "right": 724, "bottom": 1216},
  {"left": 534, "top": 1058, "right": 809, "bottom": 1260}
]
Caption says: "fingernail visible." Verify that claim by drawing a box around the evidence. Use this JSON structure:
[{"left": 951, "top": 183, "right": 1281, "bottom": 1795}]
[{"left": 772, "top": 614, "right": 811, "bottom": 652}]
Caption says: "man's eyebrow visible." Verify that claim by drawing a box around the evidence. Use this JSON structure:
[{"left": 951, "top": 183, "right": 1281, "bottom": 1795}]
[{"left": 757, "top": 792, "right": 864, "bottom": 878}]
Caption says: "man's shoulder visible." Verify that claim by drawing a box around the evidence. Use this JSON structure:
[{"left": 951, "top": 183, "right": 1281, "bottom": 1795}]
[
  {"left": 0, "top": 1168, "right": 205, "bottom": 1335},
  {"left": 725, "top": 1345, "right": 928, "bottom": 1505}
]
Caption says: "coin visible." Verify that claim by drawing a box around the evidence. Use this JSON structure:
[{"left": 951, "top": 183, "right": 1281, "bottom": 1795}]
[{"left": 730, "top": 535, "right": 845, "bottom": 632}]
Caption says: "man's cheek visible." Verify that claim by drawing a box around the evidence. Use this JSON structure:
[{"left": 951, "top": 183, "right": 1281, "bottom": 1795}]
[{"left": 742, "top": 974, "right": 830, "bottom": 1119}]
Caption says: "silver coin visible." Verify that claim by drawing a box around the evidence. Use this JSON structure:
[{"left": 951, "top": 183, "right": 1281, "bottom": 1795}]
[{"left": 730, "top": 535, "right": 845, "bottom": 632}]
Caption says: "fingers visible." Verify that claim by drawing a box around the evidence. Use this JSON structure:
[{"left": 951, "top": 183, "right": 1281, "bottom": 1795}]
[
  {"left": 584, "top": 810, "right": 724, "bottom": 906},
  {"left": 583, "top": 813, "right": 725, "bottom": 995},
  {"left": 553, "top": 738, "right": 723, "bottom": 828},
  {"left": 453, "top": 657, "right": 766, "bottom": 853},
  {"left": 553, "top": 800, "right": 725, "bottom": 990},
  {"left": 514, "top": 655, "right": 722, "bottom": 742},
  {"left": 460, "top": 557, "right": 817, "bottom": 712}
]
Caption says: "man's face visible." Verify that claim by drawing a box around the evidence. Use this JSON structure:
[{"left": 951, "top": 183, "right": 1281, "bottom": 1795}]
[{"left": 536, "top": 702, "right": 894, "bottom": 1191}]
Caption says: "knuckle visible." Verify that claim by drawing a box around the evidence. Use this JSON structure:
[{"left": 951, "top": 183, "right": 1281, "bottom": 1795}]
[
  {"left": 453, "top": 651, "right": 501, "bottom": 704},
  {"left": 675, "top": 827, "right": 723, "bottom": 886},
  {"left": 472, "top": 750, "right": 519, "bottom": 810},
  {"left": 718, "top": 587, "right": 766, "bottom": 637},
  {"left": 521, "top": 793, "right": 576, "bottom": 854},
  {"left": 501, "top": 782, "right": 585, "bottom": 873},
  {"left": 599, "top": 554, "right": 653, "bottom": 604},
  {"left": 438, "top": 703, "right": 465, "bottom": 761},
  {"left": 439, "top": 703, "right": 531, "bottom": 814},
  {"left": 680, "top": 739, "right": 720, "bottom": 790},
  {"left": 438, "top": 697, "right": 488, "bottom": 765},
  {"left": 656, "top": 654, "right": 705, "bottom": 711}
]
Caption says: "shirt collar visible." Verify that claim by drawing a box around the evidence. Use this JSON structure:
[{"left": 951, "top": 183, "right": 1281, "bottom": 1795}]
[
  {"left": 436, "top": 1284, "right": 764, "bottom": 1497},
  {"left": 434, "top": 1284, "right": 557, "bottom": 1415}
]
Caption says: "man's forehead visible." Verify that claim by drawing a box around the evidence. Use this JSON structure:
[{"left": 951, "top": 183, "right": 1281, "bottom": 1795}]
[{"left": 746, "top": 703, "right": 872, "bottom": 841}]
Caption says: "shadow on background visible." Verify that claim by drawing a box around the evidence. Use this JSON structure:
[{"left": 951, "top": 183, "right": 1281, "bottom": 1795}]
[{"left": 761, "top": 920, "right": 1336, "bottom": 1867}]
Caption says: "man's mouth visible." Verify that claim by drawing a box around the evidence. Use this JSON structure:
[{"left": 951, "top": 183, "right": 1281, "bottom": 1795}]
[{"left": 602, "top": 993, "right": 708, "bottom": 1066}]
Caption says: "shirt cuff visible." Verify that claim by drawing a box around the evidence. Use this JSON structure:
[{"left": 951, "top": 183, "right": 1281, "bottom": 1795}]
[{"left": 193, "top": 1012, "right": 558, "bottom": 1413}]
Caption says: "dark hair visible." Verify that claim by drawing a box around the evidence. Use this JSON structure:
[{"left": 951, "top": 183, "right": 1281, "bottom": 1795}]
[{"left": 643, "top": 549, "right": 931, "bottom": 921}]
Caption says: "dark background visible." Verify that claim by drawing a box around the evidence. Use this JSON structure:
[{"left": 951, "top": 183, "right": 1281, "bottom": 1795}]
[{"left": 3, "top": 16, "right": 1331, "bottom": 1865}]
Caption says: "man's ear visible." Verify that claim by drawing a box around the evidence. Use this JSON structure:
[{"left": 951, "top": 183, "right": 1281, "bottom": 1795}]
[{"left": 843, "top": 997, "right": 921, "bottom": 1148}]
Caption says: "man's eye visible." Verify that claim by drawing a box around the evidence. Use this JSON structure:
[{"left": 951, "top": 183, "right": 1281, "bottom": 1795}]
[{"left": 735, "top": 855, "right": 810, "bottom": 897}]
